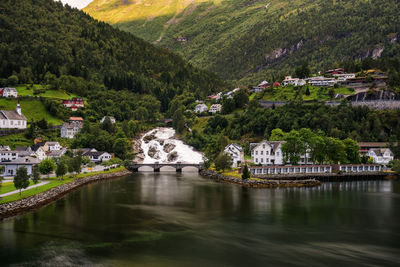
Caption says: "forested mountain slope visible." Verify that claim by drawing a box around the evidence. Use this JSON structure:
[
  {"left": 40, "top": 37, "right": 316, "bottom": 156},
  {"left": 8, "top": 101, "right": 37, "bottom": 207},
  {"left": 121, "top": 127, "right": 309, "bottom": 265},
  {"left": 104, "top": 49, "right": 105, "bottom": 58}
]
[
  {"left": 85, "top": 0, "right": 400, "bottom": 84},
  {"left": 0, "top": 0, "right": 224, "bottom": 98}
]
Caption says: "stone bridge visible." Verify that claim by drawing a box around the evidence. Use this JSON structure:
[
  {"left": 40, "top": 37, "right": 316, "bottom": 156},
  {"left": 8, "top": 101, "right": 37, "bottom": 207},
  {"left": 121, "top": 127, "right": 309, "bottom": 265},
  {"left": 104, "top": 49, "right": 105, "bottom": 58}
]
[{"left": 128, "top": 162, "right": 204, "bottom": 172}]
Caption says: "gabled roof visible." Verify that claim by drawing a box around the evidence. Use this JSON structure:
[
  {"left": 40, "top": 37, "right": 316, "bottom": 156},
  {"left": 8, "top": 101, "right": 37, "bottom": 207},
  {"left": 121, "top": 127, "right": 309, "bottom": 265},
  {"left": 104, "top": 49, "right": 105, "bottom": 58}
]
[
  {"left": 369, "top": 148, "right": 393, "bottom": 157},
  {"left": 45, "top": 141, "right": 60, "bottom": 146},
  {"left": 225, "top": 143, "right": 242, "bottom": 152},
  {"left": 0, "top": 156, "right": 40, "bottom": 165},
  {"left": 252, "top": 141, "right": 285, "bottom": 152},
  {"left": 0, "top": 110, "right": 27, "bottom": 120},
  {"left": 85, "top": 151, "right": 111, "bottom": 157}
]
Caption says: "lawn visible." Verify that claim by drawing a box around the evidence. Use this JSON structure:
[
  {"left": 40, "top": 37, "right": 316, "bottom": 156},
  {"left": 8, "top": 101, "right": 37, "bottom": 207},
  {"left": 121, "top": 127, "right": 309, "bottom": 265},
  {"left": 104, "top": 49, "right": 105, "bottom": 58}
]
[
  {"left": 0, "top": 98, "right": 63, "bottom": 125},
  {"left": 16, "top": 84, "right": 79, "bottom": 100},
  {"left": 0, "top": 181, "right": 34, "bottom": 194},
  {"left": 0, "top": 167, "right": 126, "bottom": 204}
]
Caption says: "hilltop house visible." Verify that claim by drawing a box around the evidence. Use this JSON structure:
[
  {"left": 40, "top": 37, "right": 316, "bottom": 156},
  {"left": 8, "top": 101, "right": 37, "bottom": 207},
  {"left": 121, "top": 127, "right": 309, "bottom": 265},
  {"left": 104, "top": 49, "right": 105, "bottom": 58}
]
[
  {"left": 224, "top": 143, "right": 243, "bottom": 168},
  {"left": 209, "top": 104, "right": 222, "bottom": 114},
  {"left": 367, "top": 148, "right": 394, "bottom": 165},
  {"left": 100, "top": 116, "right": 116, "bottom": 124},
  {"left": 282, "top": 76, "right": 306, "bottom": 86},
  {"left": 62, "top": 98, "right": 84, "bottom": 110},
  {"left": 332, "top": 73, "right": 356, "bottom": 81},
  {"left": 307, "top": 76, "right": 336, "bottom": 87},
  {"left": 0, "top": 87, "right": 18, "bottom": 98},
  {"left": 194, "top": 104, "right": 208, "bottom": 113},
  {"left": 0, "top": 102, "right": 27, "bottom": 129},
  {"left": 61, "top": 117, "right": 83, "bottom": 139},
  {"left": 251, "top": 81, "right": 269, "bottom": 92}
]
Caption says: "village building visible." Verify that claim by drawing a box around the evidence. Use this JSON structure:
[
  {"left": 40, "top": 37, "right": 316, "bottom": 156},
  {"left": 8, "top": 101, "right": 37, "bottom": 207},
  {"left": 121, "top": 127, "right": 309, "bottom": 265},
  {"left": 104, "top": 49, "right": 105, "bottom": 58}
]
[
  {"left": 0, "top": 102, "right": 27, "bottom": 129},
  {"left": 32, "top": 145, "right": 47, "bottom": 161},
  {"left": 0, "top": 145, "right": 10, "bottom": 151},
  {"left": 251, "top": 141, "right": 284, "bottom": 165},
  {"left": 78, "top": 148, "right": 112, "bottom": 163},
  {"left": 0, "top": 157, "right": 40, "bottom": 176},
  {"left": 224, "top": 143, "right": 243, "bottom": 168},
  {"left": 0, "top": 87, "right": 18, "bottom": 98},
  {"left": 48, "top": 148, "right": 67, "bottom": 159},
  {"left": 209, "top": 104, "right": 222, "bottom": 114},
  {"left": 44, "top": 141, "right": 63, "bottom": 151},
  {"left": 0, "top": 150, "right": 19, "bottom": 162},
  {"left": 251, "top": 81, "right": 269, "bottom": 92},
  {"left": 194, "top": 104, "right": 208, "bottom": 113},
  {"left": 100, "top": 116, "right": 116, "bottom": 124},
  {"left": 15, "top": 146, "right": 33, "bottom": 158},
  {"left": 61, "top": 117, "right": 83, "bottom": 139},
  {"left": 367, "top": 148, "right": 394, "bottom": 165},
  {"left": 332, "top": 73, "right": 356, "bottom": 81},
  {"left": 62, "top": 98, "right": 84, "bottom": 109},
  {"left": 307, "top": 76, "right": 336, "bottom": 87},
  {"left": 282, "top": 76, "right": 306, "bottom": 86}
]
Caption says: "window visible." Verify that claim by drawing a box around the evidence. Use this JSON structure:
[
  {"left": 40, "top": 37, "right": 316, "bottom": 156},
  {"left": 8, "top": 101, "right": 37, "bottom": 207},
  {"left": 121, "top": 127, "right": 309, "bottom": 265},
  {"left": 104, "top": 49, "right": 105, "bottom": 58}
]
[
  {"left": 255, "top": 151, "right": 258, "bottom": 155},
  {"left": 262, "top": 145, "right": 265, "bottom": 149},
  {"left": 261, "top": 151, "right": 263, "bottom": 155},
  {"left": 261, "top": 158, "right": 263, "bottom": 163},
  {"left": 255, "top": 158, "right": 258, "bottom": 163}
]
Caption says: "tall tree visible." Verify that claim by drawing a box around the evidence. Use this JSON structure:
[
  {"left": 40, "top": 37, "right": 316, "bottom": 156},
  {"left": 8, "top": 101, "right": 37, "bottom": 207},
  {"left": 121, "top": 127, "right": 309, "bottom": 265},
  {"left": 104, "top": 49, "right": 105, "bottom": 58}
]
[
  {"left": 39, "top": 158, "right": 56, "bottom": 178},
  {"left": 14, "top": 167, "right": 30, "bottom": 196},
  {"left": 56, "top": 162, "right": 67, "bottom": 180},
  {"left": 214, "top": 153, "right": 233, "bottom": 172}
]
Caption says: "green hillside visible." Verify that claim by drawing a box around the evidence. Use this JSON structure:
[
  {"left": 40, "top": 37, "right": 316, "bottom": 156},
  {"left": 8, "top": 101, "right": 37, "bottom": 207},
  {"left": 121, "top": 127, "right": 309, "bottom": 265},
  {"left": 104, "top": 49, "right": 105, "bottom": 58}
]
[
  {"left": 85, "top": 0, "right": 400, "bottom": 84},
  {"left": 0, "top": 98, "right": 62, "bottom": 125}
]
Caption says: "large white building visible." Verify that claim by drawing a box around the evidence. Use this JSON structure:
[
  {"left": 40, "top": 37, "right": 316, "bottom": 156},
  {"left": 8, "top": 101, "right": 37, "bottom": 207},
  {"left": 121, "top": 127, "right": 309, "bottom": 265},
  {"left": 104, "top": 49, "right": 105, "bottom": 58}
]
[
  {"left": 307, "top": 76, "right": 337, "bottom": 87},
  {"left": 224, "top": 143, "right": 243, "bottom": 168},
  {"left": 0, "top": 157, "right": 40, "bottom": 176},
  {"left": 61, "top": 117, "right": 83, "bottom": 139},
  {"left": 367, "top": 148, "right": 394, "bottom": 165},
  {"left": 251, "top": 141, "right": 284, "bottom": 165},
  {"left": 282, "top": 76, "right": 306, "bottom": 86},
  {"left": 0, "top": 102, "right": 27, "bottom": 129}
]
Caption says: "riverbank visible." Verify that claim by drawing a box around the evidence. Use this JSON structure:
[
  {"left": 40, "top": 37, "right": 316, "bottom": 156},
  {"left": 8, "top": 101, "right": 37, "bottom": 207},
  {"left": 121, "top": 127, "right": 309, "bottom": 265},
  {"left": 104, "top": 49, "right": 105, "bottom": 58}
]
[
  {"left": 200, "top": 169, "right": 321, "bottom": 188},
  {"left": 0, "top": 168, "right": 131, "bottom": 220}
]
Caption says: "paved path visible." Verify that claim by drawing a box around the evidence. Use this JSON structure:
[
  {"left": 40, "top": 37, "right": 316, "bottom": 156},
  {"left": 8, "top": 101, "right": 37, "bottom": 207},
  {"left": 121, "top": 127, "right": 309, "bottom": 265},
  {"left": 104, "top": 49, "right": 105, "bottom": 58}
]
[{"left": 0, "top": 181, "right": 50, "bottom": 198}]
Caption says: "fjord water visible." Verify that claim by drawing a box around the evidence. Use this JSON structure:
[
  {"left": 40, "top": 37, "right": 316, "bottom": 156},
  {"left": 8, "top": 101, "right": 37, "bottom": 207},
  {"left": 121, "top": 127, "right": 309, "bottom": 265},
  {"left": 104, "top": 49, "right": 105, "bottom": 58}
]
[{"left": 1, "top": 173, "right": 399, "bottom": 266}]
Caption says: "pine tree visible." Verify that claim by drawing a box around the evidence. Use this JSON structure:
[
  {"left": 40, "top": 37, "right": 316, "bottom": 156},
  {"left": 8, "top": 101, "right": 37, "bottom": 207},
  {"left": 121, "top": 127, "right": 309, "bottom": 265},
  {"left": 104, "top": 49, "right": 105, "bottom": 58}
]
[
  {"left": 242, "top": 164, "right": 251, "bottom": 180},
  {"left": 14, "top": 167, "right": 30, "bottom": 196}
]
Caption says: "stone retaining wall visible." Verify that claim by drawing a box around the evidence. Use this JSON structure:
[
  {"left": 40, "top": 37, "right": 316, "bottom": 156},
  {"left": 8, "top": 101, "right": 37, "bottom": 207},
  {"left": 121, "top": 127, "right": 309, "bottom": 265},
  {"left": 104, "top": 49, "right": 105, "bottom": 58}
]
[
  {"left": 0, "top": 170, "right": 131, "bottom": 220},
  {"left": 200, "top": 169, "right": 321, "bottom": 188}
]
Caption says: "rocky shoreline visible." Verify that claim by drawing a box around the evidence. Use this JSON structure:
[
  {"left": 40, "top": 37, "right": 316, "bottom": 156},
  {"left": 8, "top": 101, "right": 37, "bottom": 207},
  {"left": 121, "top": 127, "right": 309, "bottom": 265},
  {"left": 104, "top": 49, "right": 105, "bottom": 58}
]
[
  {"left": 200, "top": 169, "right": 322, "bottom": 188},
  {"left": 0, "top": 170, "right": 131, "bottom": 220}
]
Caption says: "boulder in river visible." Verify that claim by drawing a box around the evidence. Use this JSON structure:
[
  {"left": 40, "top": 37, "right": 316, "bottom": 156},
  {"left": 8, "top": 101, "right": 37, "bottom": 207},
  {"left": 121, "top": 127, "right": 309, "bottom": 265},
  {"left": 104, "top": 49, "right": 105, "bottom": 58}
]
[
  {"left": 148, "top": 146, "right": 160, "bottom": 159},
  {"left": 144, "top": 133, "right": 157, "bottom": 143},
  {"left": 163, "top": 143, "right": 176, "bottom": 153},
  {"left": 168, "top": 151, "right": 178, "bottom": 162}
]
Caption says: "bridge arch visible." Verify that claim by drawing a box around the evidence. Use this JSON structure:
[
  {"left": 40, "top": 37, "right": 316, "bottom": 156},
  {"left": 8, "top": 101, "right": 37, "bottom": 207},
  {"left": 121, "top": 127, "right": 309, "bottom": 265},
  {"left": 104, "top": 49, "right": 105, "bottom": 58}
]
[{"left": 129, "top": 162, "right": 203, "bottom": 173}]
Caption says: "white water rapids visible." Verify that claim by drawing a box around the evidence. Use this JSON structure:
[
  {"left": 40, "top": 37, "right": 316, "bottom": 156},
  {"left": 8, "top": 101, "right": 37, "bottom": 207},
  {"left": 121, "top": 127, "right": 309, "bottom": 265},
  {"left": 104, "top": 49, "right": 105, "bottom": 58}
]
[{"left": 141, "top": 128, "right": 203, "bottom": 164}]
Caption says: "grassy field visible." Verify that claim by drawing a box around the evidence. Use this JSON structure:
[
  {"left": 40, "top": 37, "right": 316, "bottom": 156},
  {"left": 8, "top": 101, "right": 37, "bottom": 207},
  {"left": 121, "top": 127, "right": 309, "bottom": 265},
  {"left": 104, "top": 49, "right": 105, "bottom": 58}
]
[
  {"left": 259, "top": 86, "right": 355, "bottom": 101},
  {"left": 16, "top": 84, "right": 78, "bottom": 100},
  {"left": 0, "top": 181, "right": 34, "bottom": 194},
  {"left": 0, "top": 167, "right": 126, "bottom": 204},
  {"left": 0, "top": 98, "right": 63, "bottom": 125}
]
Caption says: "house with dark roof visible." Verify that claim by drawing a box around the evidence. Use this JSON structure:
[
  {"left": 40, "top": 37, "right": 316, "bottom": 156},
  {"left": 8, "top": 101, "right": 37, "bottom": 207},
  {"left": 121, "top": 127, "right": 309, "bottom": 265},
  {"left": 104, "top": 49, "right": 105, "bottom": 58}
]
[
  {"left": 0, "top": 102, "right": 27, "bottom": 129},
  {"left": 83, "top": 150, "right": 112, "bottom": 163},
  {"left": 0, "top": 157, "right": 40, "bottom": 176}
]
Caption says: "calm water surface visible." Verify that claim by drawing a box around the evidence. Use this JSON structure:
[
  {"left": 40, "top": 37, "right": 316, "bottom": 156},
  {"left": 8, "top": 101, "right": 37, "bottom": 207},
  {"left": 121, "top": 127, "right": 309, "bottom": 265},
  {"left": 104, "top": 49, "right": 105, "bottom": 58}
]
[{"left": 0, "top": 173, "right": 399, "bottom": 266}]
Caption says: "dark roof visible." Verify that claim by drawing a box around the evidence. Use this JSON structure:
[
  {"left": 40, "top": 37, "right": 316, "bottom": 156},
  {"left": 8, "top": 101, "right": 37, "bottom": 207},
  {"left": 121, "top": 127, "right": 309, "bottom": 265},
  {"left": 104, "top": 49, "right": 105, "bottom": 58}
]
[
  {"left": 85, "top": 151, "right": 110, "bottom": 157},
  {"left": 15, "top": 146, "right": 30, "bottom": 151},
  {"left": 32, "top": 142, "right": 46, "bottom": 152}
]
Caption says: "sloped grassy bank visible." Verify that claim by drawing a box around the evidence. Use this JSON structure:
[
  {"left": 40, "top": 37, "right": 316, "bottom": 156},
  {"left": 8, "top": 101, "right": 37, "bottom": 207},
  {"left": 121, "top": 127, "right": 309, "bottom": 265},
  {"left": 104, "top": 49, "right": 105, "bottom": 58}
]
[
  {"left": 0, "top": 169, "right": 131, "bottom": 220},
  {"left": 200, "top": 169, "right": 321, "bottom": 188}
]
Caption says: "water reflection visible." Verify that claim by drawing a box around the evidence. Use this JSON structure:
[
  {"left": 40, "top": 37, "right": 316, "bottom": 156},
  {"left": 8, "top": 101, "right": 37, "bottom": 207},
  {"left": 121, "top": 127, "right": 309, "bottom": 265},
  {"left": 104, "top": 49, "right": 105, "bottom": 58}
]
[{"left": 0, "top": 173, "right": 399, "bottom": 266}]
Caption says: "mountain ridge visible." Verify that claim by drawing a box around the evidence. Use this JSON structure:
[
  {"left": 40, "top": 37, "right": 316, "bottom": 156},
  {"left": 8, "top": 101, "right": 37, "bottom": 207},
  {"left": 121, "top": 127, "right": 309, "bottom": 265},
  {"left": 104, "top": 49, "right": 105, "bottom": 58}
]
[{"left": 85, "top": 0, "right": 400, "bottom": 84}]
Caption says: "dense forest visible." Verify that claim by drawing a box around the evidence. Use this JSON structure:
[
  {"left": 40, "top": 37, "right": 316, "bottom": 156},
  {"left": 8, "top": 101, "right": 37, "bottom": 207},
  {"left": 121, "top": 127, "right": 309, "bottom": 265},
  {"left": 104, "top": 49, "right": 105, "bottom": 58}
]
[
  {"left": 86, "top": 0, "right": 400, "bottom": 84},
  {"left": 0, "top": 0, "right": 225, "bottom": 100}
]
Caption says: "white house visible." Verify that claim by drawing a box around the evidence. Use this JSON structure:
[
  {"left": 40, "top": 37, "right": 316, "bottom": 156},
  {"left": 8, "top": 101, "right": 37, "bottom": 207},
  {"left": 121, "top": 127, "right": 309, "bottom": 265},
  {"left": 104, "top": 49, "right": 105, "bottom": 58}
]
[
  {"left": 251, "top": 141, "right": 284, "bottom": 165},
  {"left": 61, "top": 117, "right": 83, "bottom": 139},
  {"left": 0, "top": 87, "right": 18, "bottom": 98},
  {"left": 194, "top": 104, "right": 208, "bottom": 113},
  {"left": 100, "top": 116, "right": 116, "bottom": 124},
  {"left": 48, "top": 148, "right": 67, "bottom": 159},
  {"left": 0, "top": 150, "right": 19, "bottom": 162},
  {"left": 332, "top": 73, "right": 356, "bottom": 81},
  {"left": 83, "top": 151, "right": 112, "bottom": 163},
  {"left": 282, "top": 76, "right": 306, "bottom": 86},
  {"left": 32, "top": 146, "right": 47, "bottom": 161},
  {"left": 0, "top": 102, "right": 27, "bottom": 129},
  {"left": 367, "top": 148, "right": 394, "bottom": 165},
  {"left": 307, "top": 76, "right": 337, "bottom": 87},
  {"left": 209, "top": 104, "right": 222, "bottom": 114},
  {"left": 0, "top": 157, "right": 40, "bottom": 176},
  {"left": 44, "top": 141, "right": 62, "bottom": 151},
  {"left": 224, "top": 143, "right": 243, "bottom": 168}
]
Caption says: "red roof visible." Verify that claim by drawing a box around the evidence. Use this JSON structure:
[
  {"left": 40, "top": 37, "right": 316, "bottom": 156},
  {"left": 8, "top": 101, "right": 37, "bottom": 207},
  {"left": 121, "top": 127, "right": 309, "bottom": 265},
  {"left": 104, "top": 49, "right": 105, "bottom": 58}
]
[{"left": 69, "top": 117, "right": 83, "bottom": 121}]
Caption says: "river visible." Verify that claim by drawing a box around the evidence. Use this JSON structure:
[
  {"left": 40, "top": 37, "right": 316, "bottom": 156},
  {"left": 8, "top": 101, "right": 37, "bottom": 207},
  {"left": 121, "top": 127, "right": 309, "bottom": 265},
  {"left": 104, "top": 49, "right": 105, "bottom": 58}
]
[{"left": 0, "top": 172, "right": 399, "bottom": 266}]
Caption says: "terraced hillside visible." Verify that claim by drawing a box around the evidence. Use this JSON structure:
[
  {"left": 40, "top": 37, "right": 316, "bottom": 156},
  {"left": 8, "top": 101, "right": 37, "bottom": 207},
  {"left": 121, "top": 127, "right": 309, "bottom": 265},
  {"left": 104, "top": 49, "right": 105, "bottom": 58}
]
[{"left": 85, "top": 0, "right": 400, "bottom": 84}]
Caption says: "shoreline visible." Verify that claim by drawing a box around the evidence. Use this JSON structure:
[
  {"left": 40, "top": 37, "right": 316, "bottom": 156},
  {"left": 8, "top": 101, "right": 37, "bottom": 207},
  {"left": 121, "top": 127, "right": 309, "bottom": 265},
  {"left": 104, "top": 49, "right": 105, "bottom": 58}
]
[
  {"left": 200, "top": 169, "right": 322, "bottom": 188},
  {"left": 0, "top": 169, "right": 131, "bottom": 220}
]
